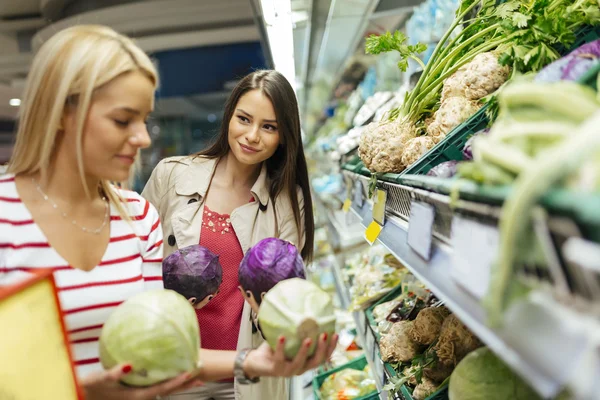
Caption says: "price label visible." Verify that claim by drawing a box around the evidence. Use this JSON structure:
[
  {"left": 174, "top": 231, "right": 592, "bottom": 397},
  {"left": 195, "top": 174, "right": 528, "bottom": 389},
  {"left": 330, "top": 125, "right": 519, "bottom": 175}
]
[
  {"left": 342, "top": 198, "right": 352, "bottom": 213},
  {"left": 450, "top": 215, "right": 499, "bottom": 299},
  {"left": 353, "top": 180, "right": 364, "bottom": 208},
  {"left": 365, "top": 221, "right": 383, "bottom": 245},
  {"left": 407, "top": 201, "right": 435, "bottom": 261},
  {"left": 365, "top": 189, "right": 387, "bottom": 245},
  {"left": 372, "top": 188, "right": 387, "bottom": 226}
]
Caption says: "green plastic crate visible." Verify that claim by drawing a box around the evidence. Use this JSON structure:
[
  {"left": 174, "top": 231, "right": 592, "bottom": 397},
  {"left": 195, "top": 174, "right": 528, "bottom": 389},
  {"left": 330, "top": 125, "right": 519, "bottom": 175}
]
[
  {"left": 312, "top": 355, "right": 379, "bottom": 400},
  {"left": 383, "top": 362, "right": 448, "bottom": 400}
]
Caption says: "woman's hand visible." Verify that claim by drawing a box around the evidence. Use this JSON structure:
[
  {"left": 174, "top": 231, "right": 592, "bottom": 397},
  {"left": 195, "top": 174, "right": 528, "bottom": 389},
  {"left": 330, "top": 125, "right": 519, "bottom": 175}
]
[
  {"left": 80, "top": 363, "right": 204, "bottom": 400},
  {"left": 243, "top": 333, "right": 338, "bottom": 378}
]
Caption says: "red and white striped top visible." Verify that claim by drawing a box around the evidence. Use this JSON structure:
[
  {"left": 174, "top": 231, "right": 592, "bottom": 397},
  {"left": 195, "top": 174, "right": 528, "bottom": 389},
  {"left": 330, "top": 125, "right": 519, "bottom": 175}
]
[{"left": 0, "top": 174, "right": 164, "bottom": 379}]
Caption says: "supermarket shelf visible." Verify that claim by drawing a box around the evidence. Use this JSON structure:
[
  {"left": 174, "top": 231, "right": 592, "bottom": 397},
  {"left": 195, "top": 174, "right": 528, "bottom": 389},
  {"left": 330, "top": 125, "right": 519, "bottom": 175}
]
[{"left": 348, "top": 191, "right": 600, "bottom": 400}]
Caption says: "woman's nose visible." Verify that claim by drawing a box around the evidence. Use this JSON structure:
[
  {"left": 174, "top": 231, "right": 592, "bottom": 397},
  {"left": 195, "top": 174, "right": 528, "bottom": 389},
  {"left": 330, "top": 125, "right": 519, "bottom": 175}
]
[{"left": 129, "top": 127, "right": 151, "bottom": 149}]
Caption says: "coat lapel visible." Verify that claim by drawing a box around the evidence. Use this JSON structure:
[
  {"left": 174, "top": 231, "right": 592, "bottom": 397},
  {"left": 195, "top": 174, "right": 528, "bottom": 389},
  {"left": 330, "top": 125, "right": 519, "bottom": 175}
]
[{"left": 170, "top": 157, "right": 217, "bottom": 249}]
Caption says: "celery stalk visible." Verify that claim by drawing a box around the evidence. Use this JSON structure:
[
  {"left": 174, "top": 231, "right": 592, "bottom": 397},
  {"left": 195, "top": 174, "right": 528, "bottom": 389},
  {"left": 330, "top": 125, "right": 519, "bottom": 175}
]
[{"left": 485, "top": 111, "right": 600, "bottom": 327}]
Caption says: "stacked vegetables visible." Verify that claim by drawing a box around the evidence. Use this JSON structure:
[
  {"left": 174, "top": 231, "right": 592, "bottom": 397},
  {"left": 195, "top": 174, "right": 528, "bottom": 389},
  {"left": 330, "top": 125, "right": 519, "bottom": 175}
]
[
  {"left": 319, "top": 364, "right": 377, "bottom": 400},
  {"left": 358, "top": 0, "right": 600, "bottom": 174},
  {"left": 380, "top": 301, "right": 482, "bottom": 400},
  {"left": 346, "top": 247, "right": 408, "bottom": 311}
]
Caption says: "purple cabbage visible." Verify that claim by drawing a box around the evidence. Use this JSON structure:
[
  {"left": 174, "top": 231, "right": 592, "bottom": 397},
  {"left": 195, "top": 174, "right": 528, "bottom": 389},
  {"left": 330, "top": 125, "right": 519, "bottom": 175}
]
[
  {"left": 427, "top": 160, "right": 459, "bottom": 178},
  {"left": 535, "top": 39, "right": 600, "bottom": 83},
  {"left": 239, "top": 238, "right": 305, "bottom": 304},
  {"left": 163, "top": 245, "right": 223, "bottom": 301},
  {"left": 462, "top": 128, "right": 490, "bottom": 160}
]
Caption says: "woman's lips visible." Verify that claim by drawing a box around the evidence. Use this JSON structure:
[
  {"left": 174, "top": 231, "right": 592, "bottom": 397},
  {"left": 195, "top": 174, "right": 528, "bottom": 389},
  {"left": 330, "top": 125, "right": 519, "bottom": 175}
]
[
  {"left": 239, "top": 143, "right": 259, "bottom": 153},
  {"left": 116, "top": 155, "right": 135, "bottom": 165}
]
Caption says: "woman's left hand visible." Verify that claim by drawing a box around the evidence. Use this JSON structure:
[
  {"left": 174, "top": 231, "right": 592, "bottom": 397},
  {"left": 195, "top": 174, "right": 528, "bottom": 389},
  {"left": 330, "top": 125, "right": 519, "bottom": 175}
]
[{"left": 243, "top": 333, "right": 338, "bottom": 378}]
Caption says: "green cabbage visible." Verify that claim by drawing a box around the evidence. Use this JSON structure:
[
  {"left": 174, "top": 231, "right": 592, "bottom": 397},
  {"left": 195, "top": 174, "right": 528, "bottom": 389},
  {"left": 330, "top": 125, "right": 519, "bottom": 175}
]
[
  {"left": 258, "top": 278, "right": 336, "bottom": 359},
  {"left": 449, "top": 347, "right": 541, "bottom": 400},
  {"left": 99, "top": 289, "right": 201, "bottom": 386}
]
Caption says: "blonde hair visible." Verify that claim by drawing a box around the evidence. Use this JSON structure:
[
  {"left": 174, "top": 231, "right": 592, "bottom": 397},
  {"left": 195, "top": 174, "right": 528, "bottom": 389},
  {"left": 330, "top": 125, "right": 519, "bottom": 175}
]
[{"left": 8, "top": 24, "right": 158, "bottom": 219}]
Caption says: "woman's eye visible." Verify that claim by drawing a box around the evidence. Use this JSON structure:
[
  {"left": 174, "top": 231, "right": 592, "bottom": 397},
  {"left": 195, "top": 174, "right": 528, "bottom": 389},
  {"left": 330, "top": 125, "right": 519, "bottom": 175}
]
[
  {"left": 114, "top": 119, "right": 130, "bottom": 127},
  {"left": 264, "top": 124, "right": 277, "bottom": 131},
  {"left": 237, "top": 115, "right": 249, "bottom": 123}
]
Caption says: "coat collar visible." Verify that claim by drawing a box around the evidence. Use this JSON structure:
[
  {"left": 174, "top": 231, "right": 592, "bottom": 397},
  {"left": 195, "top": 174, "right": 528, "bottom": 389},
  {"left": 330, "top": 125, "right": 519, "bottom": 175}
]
[{"left": 174, "top": 156, "right": 270, "bottom": 206}]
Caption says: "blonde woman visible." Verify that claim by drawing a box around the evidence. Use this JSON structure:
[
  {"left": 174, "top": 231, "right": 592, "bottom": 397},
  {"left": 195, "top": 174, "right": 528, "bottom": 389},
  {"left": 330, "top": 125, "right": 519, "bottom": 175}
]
[{"left": 0, "top": 25, "right": 335, "bottom": 400}]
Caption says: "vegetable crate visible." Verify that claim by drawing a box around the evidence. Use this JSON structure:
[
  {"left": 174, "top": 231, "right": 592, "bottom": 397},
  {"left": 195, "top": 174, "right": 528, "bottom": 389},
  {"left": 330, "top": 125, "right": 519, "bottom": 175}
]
[
  {"left": 383, "top": 362, "right": 448, "bottom": 400},
  {"left": 312, "top": 355, "right": 379, "bottom": 400}
]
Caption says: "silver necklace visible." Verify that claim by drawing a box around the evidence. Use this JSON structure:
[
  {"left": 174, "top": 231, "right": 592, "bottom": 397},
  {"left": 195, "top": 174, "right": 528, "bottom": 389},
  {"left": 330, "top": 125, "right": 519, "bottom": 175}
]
[{"left": 33, "top": 178, "right": 110, "bottom": 235}]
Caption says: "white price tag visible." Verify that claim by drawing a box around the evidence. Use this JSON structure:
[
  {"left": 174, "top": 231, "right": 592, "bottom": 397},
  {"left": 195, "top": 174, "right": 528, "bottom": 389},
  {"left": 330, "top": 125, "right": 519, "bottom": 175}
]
[
  {"left": 451, "top": 216, "right": 499, "bottom": 299},
  {"left": 407, "top": 202, "right": 435, "bottom": 261}
]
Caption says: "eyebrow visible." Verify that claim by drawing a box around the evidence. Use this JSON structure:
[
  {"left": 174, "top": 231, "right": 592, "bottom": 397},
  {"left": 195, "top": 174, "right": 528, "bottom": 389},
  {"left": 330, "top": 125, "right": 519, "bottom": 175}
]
[
  {"left": 115, "top": 107, "right": 154, "bottom": 116},
  {"left": 237, "top": 108, "right": 277, "bottom": 123},
  {"left": 116, "top": 107, "right": 141, "bottom": 115}
]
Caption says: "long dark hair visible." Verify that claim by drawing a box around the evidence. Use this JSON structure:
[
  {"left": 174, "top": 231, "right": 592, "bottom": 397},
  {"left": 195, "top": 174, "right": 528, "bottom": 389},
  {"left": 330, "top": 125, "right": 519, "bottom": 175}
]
[{"left": 197, "top": 70, "right": 314, "bottom": 261}]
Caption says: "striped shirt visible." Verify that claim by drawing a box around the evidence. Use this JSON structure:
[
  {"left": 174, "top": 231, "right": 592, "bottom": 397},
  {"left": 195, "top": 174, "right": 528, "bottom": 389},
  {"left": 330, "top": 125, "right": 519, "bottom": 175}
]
[{"left": 0, "top": 174, "right": 164, "bottom": 379}]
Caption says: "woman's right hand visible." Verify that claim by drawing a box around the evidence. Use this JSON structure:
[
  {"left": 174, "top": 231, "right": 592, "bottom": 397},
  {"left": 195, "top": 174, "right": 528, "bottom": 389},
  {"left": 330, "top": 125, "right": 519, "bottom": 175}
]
[
  {"left": 243, "top": 333, "right": 338, "bottom": 379},
  {"left": 80, "top": 364, "right": 204, "bottom": 400}
]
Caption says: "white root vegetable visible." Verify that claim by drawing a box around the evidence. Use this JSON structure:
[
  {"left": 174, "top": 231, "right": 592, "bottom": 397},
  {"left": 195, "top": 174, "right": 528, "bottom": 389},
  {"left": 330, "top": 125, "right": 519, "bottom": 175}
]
[
  {"left": 380, "top": 321, "right": 421, "bottom": 363},
  {"left": 359, "top": 120, "right": 416, "bottom": 173},
  {"left": 462, "top": 52, "right": 510, "bottom": 100},
  {"left": 441, "top": 66, "right": 468, "bottom": 102},
  {"left": 401, "top": 136, "right": 436, "bottom": 167},
  {"left": 427, "top": 97, "right": 482, "bottom": 142}
]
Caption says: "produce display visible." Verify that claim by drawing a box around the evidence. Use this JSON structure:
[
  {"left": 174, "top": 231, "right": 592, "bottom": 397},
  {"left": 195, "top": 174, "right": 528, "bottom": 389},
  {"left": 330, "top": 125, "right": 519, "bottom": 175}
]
[
  {"left": 345, "top": 246, "right": 408, "bottom": 311},
  {"left": 257, "top": 278, "right": 336, "bottom": 359},
  {"left": 357, "top": 0, "right": 599, "bottom": 174},
  {"left": 318, "top": 364, "right": 377, "bottom": 400},
  {"left": 448, "top": 347, "right": 541, "bottom": 400},
  {"left": 99, "top": 289, "right": 201, "bottom": 386},
  {"left": 162, "top": 244, "right": 223, "bottom": 307},
  {"left": 238, "top": 237, "right": 305, "bottom": 305},
  {"left": 304, "top": 0, "right": 600, "bottom": 398}
]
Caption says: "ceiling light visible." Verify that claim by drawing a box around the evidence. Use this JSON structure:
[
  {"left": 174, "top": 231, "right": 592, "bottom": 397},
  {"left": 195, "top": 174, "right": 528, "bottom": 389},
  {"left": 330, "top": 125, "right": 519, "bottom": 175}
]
[
  {"left": 9, "top": 98, "right": 21, "bottom": 107},
  {"left": 260, "top": 0, "right": 296, "bottom": 92}
]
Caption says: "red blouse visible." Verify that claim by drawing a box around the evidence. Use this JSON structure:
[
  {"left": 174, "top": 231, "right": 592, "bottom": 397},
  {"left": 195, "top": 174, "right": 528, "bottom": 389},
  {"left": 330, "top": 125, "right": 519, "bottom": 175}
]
[{"left": 195, "top": 204, "right": 245, "bottom": 358}]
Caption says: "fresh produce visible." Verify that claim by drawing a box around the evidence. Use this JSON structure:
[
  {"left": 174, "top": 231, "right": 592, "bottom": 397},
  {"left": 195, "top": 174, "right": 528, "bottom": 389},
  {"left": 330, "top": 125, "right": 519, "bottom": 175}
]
[
  {"left": 435, "top": 314, "right": 482, "bottom": 367},
  {"left": 462, "top": 128, "right": 490, "bottom": 160},
  {"left": 401, "top": 136, "right": 436, "bottom": 167},
  {"left": 453, "top": 81, "right": 600, "bottom": 325},
  {"left": 358, "top": 120, "right": 415, "bottom": 173},
  {"left": 426, "top": 96, "right": 483, "bottom": 144},
  {"left": 448, "top": 347, "right": 541, "bottom": 400},
  {"left": 238, "top": 238, "right": 305, "bottom": 305},
  {"left": 413, "top": 377, "right": 440, "bottom": 400},
  {"left": 380, "top": 321, "right": 422, "bottom": 363},
  {"left": 426, "top": 161, "right": 460, "bottom": 178},
  {"left": 535, "top": 39, "right": 600, "bottom": 83},
  {"left": 257, "top": 278, "right": 336, "bottom": 359},
  {"left": 348, "top": 250, "right": 407, "bottom": 311},
  {"left": 409, "top": 306, "right": 451, "bottom": 345},
  {"left": 99, "top": 289, "right": 201, "bottom": 386},
  {"left": 162, "top": 245, "right": 222, "bottom": 305},
  {"left": 319, "top": 364, "right": 377, "bottom": 400},
  {"left": 359, "top": 0, "right": 599, "bottom": 173}
]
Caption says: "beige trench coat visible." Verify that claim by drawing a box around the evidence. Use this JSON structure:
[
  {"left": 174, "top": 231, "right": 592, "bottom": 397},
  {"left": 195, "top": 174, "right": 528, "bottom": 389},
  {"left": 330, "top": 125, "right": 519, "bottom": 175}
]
[{"left": 141, "top": 155, "right": 305, "bottom": 400}]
